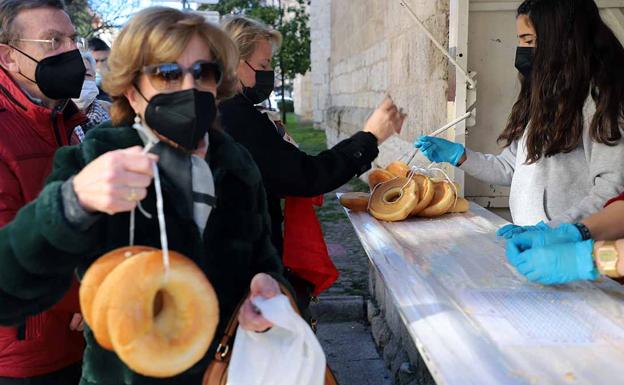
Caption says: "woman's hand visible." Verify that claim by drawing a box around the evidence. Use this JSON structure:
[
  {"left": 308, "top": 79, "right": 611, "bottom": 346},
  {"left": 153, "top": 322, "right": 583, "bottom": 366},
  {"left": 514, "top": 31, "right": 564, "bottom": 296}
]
[
  {"left": 69, "top": 313, "right": 85, "bottom": 331},
  {"left": 506, "top": 240, "right": 598, "bottom": 285},
  {"left": 414, "top": 136, "right": 465, "bottom": 166},
  {"left": 364, "top": 96, "right": 407, "bottom": 144},
  {"left": 72, "top": 146, "right": 158, "bottom": 215},
  {"left": 238, "top": 273, "right": 280, "bottom": 332}
]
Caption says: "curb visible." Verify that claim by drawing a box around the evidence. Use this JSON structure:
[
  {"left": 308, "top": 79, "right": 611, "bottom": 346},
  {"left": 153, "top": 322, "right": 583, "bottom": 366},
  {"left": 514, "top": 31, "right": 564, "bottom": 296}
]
[{"left": 311, "top": 295, "right": 366, "bottom": 322}]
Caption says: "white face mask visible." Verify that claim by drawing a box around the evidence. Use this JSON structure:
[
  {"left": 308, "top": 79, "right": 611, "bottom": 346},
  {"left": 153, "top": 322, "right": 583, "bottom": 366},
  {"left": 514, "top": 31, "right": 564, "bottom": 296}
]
[{"left": 72, "top": 80, "right": 99, "bottom": 110}]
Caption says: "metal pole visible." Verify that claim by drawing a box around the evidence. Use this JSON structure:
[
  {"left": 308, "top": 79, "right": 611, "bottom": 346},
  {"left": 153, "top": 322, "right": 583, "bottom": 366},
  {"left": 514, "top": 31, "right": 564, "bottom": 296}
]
[
  {"left": 400, "top": 0, "right": 476, "bottom": 89},
  {"left": 279, "top": 0, "right": 287, "bottom": 124}
]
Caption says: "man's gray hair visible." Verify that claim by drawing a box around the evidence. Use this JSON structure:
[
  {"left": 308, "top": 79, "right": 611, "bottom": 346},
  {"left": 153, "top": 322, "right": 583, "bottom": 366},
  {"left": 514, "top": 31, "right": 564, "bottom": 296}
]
[{"left": 0, "top": 0, "right": 66, "bottom": 44}]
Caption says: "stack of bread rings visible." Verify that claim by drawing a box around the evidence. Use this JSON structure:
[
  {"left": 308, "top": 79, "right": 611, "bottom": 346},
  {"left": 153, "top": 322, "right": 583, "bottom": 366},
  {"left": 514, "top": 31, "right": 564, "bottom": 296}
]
[
  {"left": 80, "top": 246, "right": 219, "bottom": 378},
  {"left": 339, "top": 160, "right": 470, "bottom": 222}
]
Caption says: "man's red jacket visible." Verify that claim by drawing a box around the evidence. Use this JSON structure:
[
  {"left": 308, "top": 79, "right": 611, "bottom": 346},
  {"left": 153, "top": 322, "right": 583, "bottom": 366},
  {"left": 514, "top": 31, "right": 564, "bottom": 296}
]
[{"left": 0, "top": 67, "right": 85, "bottom": 377}]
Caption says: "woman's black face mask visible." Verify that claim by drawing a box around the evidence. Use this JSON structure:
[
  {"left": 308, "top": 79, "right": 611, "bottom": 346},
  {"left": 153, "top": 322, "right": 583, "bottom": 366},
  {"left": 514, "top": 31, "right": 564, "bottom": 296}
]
[
  {"left": 241, "top": 61, "right": 274, "bottom": 104},
  {"left": 137, "top": 87, "right": 217, "bottom": 152},
  {"left": 515, "top": 46, "right": 535, "bottom": 78}
]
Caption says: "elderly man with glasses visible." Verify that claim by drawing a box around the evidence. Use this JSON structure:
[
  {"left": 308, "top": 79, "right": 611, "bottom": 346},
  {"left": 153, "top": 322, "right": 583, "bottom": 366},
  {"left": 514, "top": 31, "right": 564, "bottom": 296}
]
[{"left": 0, "top": 0, "right": 87, "bottom": 384}]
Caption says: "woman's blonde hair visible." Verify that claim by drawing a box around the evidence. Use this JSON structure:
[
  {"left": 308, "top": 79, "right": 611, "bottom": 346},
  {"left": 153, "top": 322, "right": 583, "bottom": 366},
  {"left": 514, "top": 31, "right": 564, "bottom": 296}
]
[
  {"left": 221, "top": 15, "right": 282, "bottom": 61},
  {"left": 102, "top": 7, "right": 239, "bottom": 126}
]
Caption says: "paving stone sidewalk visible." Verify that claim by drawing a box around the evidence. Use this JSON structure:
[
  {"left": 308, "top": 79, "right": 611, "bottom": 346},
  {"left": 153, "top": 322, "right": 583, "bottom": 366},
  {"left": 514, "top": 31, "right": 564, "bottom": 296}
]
[
  {"left": 287, "top": 116, "right": 392, "bottom": 384},
  {"left": 316, "top": 177, "right": 371, "bottom": 298}
]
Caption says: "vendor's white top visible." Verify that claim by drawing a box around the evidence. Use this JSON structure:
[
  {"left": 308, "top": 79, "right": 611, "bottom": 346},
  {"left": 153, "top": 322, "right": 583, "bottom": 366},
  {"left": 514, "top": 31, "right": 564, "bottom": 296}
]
[
  {"left": 460, "top": 98, "right": 624, "bottom": 225},
  {"left": 344, "top": 201, "right": 624, "bottom": 385}
]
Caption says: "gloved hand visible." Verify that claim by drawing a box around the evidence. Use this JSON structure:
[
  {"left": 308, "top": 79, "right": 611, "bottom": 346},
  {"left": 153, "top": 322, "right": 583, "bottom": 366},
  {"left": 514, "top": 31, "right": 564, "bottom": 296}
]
[
  {"left": 508, "top": 223, "right": 583, "bottom": 249},
  {"left": 496, "top": 221, "right": 550, "bottom": 240},
  {"left": 414, "top": 136, "right": 465, "bottom": 166},
  {"left": 506, "top": 240, "right": 598, "bottom": 285}
]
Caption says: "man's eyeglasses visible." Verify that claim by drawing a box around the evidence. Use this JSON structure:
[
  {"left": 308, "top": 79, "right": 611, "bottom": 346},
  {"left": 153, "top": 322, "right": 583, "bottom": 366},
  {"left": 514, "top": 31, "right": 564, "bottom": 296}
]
[
  {"left": 15, "top": 35, "right": 85, "bottom": 52},
  {"left": 141, "top": 61, "right": 223, "bottom": 91}
]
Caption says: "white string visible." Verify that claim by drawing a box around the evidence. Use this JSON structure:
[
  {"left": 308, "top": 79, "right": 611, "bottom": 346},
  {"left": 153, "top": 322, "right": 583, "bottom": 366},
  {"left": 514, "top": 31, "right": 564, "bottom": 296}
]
[
  {"left": 129, "top": 208, "right": 135, "bottom": 246},
  {"left": 427, "top": 164, "right": 459, "bottom": 208},
  {"left": 132, "top": 118, "right": 170, "bottom": 279},
  {"left": 152, "top": 162, "right": 171, "bottom": 279},
  {"left": 136, "top": 201, "right": 153, "bottom": 219},
  {"left": 367, "top": 176, "right": 398, "bottom": 212}
]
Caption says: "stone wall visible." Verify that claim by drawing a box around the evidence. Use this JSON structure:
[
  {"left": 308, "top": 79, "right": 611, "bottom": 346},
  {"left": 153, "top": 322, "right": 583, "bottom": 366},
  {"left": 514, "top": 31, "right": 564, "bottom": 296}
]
[
  {"left": 293, "top": 71, "right": 313, "bottom": 121},
  {"left": 312, "top": 0, "right": 451, "bottom": 169},
  {"left": 368, "top": 263, "right": 436, "bottom": 385},
  {"left": 310, "top": 0, "right": 332, "bottom": 128}
]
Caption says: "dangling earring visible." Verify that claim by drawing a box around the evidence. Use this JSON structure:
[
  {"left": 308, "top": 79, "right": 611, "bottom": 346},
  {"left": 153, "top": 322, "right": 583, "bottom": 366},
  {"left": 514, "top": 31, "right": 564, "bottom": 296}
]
[
  {"left": 132, "top": 114, "right": 158, "bottom": 146},
  {"left": 133, "top": 114, "right": 142, "bottom": 130}
]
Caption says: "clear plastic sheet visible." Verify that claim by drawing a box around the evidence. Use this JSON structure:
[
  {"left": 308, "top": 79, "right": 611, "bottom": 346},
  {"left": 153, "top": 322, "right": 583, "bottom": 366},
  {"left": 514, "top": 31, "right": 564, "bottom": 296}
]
[{"left": 341, "top": 198, "right": 624, "bottom": 385}]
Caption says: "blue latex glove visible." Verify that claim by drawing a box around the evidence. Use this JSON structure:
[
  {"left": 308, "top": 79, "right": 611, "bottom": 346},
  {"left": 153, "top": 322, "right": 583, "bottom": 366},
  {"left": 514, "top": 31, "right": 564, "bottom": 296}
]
[
  {"left": 414, "top": 136, "right": 465, "bottom": 166},
  {"left": 496, "top": 221, "right": 550, "bottom": 240},
  {"left": 509, "top": 223, "right": 583, "bottom": 250},
  {"left": 505, "top": 223, "right": 583, "bottom": 265},
  {"left": 506, "top": 240, "right": 598, "bottom": 285}
]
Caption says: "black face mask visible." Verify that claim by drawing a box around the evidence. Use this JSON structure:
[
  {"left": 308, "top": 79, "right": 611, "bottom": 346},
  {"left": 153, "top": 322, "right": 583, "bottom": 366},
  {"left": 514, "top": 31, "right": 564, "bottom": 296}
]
[
  {"left": 139, "top": 88, "right": 216, "bottom": 152},
  {"left": 241, "top": 61, "right": 274, "bottom": 104},
  {"left": 11, "top": 47, "right": 85, "bottom": 100},
  {"left": 515, "top": 46, "right": 535, "bottom": 79}
]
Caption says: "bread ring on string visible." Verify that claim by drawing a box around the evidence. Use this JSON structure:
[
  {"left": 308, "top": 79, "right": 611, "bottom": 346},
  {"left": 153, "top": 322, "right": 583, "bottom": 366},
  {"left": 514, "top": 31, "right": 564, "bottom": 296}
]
[
  {"left": 409, "top": 173, "right": 435, "bottom": 216},
  {"left": 80, "top": 246, "right": 157, "bottom": 349},
  {"left": 104, "top": 250, "right": 219, "bottom": 377},
  {"left": 339, "top": 192, "right": 370, "bottom": 212},
  {"left": 385, "top": 161, "right": 411, "bottom": 178},
  {"left": 449, "top": 197, "right": 470, "bottom": 213},
  {"left": 368, "top": 168, "right": 395, "bottom": 190},
  {"left": 369, "top": 178, "right": 419, "bottom": 222},
  {"left": 417, "top": 181, "right": 456, "bottom": 218}
]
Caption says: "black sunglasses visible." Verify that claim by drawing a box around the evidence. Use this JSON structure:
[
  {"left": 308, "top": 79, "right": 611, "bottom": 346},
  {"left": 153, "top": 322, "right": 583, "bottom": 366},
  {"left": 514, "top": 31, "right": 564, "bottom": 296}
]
[{"left": 141, "top": 60, "right": 222, "bottom": 91}]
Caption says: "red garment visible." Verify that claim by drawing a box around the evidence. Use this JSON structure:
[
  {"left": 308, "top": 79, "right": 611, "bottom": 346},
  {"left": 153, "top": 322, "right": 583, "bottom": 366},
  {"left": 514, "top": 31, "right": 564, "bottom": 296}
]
[
  {"left": 605, "top": 192, "right": 624, "bottom": 207},
  {"left": 0, "top": 68, "right": 85, "bottom": 377},
  {"left": 282, "top": 196, "right": 339, "bottom": 296}
]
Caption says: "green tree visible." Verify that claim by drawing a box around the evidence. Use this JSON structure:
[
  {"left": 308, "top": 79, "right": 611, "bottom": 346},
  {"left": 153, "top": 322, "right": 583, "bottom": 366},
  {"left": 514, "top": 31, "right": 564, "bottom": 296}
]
[
  {"left": 276, "top": 0, "right": 310, "bottom": 80},
  {"left": 65, "top": 0, "right": 135, "bottom": 38},
  {"left": 203, "top": 0, "right": 280, "bottom": 26},
  {"left": 202, "top": 0, "right": 311, "bottom": 122}
]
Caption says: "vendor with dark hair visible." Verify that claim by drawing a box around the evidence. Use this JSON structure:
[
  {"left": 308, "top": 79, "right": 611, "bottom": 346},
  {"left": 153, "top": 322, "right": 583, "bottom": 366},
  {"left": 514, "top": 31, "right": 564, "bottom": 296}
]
[{"left": 414, "top": 0, "right": 624, "bottom": 234}]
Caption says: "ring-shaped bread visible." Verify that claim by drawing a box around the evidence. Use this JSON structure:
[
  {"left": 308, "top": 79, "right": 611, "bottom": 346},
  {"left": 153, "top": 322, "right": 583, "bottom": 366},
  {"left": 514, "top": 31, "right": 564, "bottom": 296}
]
[
  {"left": 81, "top": 246, "right": 157, "bottom": 349},
  {"left": 339, "top": 192, "right": 370, "bottom": 212},
  {"left": 104, "top": 250, "right": 219, "bottom": 377},
  {"left": 409, "top": 174, "right": 435, "bottom": 216},
  {"left": 369, "top": 178, "right": 419, "bottom": 222},
  {"left": 385, "top": 161, "right": 411, "bottom": 178},
  {"left": 368, "top": 168, "right": 395, "bottom": 190},
  {"left": 417, "top": 181, "right": 456, "bottom": 218}
]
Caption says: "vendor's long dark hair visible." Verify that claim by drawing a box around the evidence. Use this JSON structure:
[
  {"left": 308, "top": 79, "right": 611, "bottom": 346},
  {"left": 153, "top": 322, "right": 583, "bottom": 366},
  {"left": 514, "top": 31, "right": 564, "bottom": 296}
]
[{"left": 498, "top": 0, "right": 624, "bottom": 163}]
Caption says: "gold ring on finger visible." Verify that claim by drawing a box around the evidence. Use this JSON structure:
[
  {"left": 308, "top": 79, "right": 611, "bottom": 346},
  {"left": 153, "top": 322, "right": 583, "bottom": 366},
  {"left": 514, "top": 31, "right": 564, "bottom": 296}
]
[{"left": 127, "top": 188, "right": 139, "bottom": 202}]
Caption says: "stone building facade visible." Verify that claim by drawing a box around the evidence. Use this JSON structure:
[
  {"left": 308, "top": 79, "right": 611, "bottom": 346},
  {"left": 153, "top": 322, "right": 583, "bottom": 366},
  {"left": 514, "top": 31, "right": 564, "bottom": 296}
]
[
  {"left": 311, "top": 0, "right": 452, "bottom": 169},
  {"left": 310, "top": 2, "right": 453, "bottom": 384}
]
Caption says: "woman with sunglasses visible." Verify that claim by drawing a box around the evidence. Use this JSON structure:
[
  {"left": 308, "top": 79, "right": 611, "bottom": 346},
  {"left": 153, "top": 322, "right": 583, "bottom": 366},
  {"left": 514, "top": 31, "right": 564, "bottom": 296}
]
[
  {"left": 0, "top": 7, "right": 291, "bottom": 385},
  {"left": 219, "top": 16, "right": 406, "bottom": 309}
]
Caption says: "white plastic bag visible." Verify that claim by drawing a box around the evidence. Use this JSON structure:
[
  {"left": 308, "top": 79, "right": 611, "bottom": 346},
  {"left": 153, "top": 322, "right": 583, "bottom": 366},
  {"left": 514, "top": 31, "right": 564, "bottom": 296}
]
[{"left": 226, "top": 294, "right": 326, "bottom": 385}]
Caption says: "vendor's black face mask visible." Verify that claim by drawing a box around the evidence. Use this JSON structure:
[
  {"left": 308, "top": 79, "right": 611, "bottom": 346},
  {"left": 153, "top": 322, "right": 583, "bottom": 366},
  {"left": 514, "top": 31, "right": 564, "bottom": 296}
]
[
  {"left": 515, "top": 46, "right": 535, "bottom": 78},
  {"left": 10, "top": 47, "right": 85, "bottom": 100},
  {"left": 241, "top": 61, "right": 274, "bottom": 104},
  {"left": 137, "top": 88, "right": 216, "bottom": 151}
]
